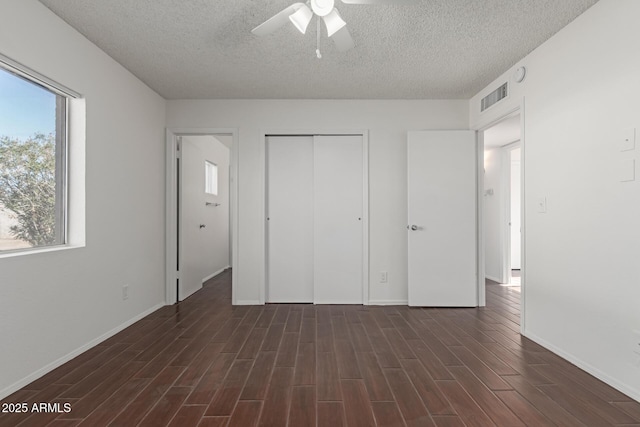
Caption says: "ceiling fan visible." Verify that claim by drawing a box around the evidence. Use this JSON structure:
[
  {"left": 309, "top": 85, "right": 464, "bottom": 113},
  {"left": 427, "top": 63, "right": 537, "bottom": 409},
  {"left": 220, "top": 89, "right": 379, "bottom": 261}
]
[{"left": 252, "top": 0, "right": 419, "bottom": 58}]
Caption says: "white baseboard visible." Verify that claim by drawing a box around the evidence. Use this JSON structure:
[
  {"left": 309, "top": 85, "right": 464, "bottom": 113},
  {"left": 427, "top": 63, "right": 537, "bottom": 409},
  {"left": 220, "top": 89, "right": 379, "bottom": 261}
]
[
  {"left": 202, "top": 266, "right": 231, "bottom": 283},
  {"left": 235, "top": 299, "right": 262, "bottom": 305},
  {"left": 524, "top": 330, "right": 640, "bottom": 403},
  {"left": 485, "top": 275, "right": 502, "bottom": 283},
  {"left": 368, "top": 300, "right": 409, "bottom": 306},
  {"left": 314, "top": 301, "right": 366, "bottom": 305},
  {"left": 0, "top": 302, "right": 165, "bottom": 400},
  {"left": 181, "top": 285, "right": 201, "bottom": 301}
]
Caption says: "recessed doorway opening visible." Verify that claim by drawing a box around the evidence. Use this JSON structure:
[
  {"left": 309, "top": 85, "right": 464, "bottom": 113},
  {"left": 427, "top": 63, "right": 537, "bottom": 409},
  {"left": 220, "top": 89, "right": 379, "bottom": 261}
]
[
  {"left": 480, "top": 112, "right": 524, "bottom": 329},
  {"left": 165, "top": 128, "right": 238, "bottom": 305}
]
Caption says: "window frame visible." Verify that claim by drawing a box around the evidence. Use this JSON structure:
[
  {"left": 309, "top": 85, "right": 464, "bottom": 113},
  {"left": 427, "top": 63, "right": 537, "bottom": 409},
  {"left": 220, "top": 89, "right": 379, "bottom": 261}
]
[
  {"left": 0, "top": 53, "right": 80, "bottom": 255},
  {"left": 205, "top": 160, "right": 218, "bottom": 196}
]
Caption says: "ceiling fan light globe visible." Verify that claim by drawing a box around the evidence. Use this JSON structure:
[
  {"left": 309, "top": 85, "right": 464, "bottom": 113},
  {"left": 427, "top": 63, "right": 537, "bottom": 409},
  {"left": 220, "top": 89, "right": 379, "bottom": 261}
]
[
  {"left": 289, "top": 4, "right": 314, "bottom": 34},
  {"left": 311, "top": 0, "right": 335, "bottom": 17},
  {"left": 323, "top": 8, "right": 347, "bottom": 37}
]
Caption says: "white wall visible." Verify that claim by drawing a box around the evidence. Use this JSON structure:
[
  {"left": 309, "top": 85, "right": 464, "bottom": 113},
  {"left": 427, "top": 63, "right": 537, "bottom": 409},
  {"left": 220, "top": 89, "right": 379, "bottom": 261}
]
[
  {"left": 470, "top": 0, "right": 640, "bottom": 400},
  {"left": 182, "top": 135, "right": 230, "bottom": 279},
  {"left": 0, "top": 0, "right": 166, "bottom": 398},
  {"left": 483, "top": 147, "right": 504, "bottom": 282},
  {"left": 167, "top": 100, "right": 469, "bottom": 305}
]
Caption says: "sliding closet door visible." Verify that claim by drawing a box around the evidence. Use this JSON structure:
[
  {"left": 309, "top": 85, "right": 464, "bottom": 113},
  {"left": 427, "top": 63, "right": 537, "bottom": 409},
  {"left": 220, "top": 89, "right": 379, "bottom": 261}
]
[
  {"left": 266, "top": 136, "right": 314, "bottom": 302},
  {"left": 313, "top": 135, "right": 364, "bottom": 304}
]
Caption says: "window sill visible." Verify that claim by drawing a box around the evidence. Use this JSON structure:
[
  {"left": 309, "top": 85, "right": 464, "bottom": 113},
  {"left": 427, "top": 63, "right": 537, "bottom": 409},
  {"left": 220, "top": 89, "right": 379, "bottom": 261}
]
[{"left": 0, "top": 244, "right": 85, "bottom": 260}]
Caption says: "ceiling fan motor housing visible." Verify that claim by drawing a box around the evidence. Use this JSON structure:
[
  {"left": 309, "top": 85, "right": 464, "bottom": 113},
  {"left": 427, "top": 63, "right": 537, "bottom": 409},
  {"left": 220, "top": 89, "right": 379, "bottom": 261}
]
[{"left": 311, "top": 0, "right": 335, "bottom": 16}]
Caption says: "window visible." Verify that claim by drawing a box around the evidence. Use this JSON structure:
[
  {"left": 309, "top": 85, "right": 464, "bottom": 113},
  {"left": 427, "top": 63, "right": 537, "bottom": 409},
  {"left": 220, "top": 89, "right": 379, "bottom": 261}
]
[
  {"left": 0, "top": 58, "right": 72, "bottom": 253},
  {"left": 205, "top": 161, "right": 218, "bottom": 195}
]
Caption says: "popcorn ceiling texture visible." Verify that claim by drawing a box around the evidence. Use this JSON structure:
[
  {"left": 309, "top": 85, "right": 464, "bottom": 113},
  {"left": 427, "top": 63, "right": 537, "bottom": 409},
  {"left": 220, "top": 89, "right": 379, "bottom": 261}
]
[{"left": 38, "top": 0, "right": 599, "bottom": 99}]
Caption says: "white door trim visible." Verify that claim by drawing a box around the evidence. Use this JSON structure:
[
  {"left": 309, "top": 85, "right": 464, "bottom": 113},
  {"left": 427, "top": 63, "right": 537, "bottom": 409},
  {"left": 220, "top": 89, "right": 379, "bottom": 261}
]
[
  {"left": 165, "top": 127, "right": 239, "bottom": 305},
  {"left": 473, "top": 100, "right": 526, "bottom": 333},
  {"left": 260, "top": 130, "right": 370, "bottom": 305},
  {"left": 476, "top": 130, "right": 486, "bottom": 307}
]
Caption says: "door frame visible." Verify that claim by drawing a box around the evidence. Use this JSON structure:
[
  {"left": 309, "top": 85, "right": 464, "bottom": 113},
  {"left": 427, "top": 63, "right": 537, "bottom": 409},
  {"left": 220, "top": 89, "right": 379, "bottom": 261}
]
[
  {"left": 165, "top": 127, "right": 239, "bottom": 305},
  {"left": 474, "top": 102, "right": 526, "bottom": 333},
  {"left": 261, "top": 130, "right": 370, "bottom": 305}
]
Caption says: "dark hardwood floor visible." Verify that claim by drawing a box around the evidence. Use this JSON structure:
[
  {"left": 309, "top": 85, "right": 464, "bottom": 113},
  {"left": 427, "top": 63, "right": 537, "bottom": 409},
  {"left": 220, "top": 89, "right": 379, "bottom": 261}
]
[{"left": 2, "top": 270, "right": 639, "bottom": 426}]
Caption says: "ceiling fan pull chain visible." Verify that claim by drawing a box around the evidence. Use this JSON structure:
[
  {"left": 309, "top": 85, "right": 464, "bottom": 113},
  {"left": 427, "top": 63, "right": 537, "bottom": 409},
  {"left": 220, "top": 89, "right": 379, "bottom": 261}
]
[{"left": 316, "top": 17, "right": 322, "bottom": 59}]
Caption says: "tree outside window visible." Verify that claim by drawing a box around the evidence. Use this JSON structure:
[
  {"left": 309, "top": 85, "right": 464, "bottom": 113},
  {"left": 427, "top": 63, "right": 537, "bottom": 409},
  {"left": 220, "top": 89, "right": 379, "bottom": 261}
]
[{"left": 0, "top": 66, "right": 65, "bottom": 252}]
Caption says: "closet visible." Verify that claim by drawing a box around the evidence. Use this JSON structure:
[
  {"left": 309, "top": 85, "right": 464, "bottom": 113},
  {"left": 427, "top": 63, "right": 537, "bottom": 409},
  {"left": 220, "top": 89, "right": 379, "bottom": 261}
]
[{"left": 266, "top": 135, "right": 365, "bottom": 304}]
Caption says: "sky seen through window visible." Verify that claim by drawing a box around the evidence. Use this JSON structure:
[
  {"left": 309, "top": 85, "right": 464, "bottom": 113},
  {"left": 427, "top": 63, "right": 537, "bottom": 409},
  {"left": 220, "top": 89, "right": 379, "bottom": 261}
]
[{"left": 0, "top": 67, "right": 55, "bottom": 140}]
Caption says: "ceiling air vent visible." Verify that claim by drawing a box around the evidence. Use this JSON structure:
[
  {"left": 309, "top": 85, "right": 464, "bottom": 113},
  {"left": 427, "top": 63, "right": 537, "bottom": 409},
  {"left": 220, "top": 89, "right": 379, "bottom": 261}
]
[{"left": 481, "top": 82, "right": 508, "bottom": 112}]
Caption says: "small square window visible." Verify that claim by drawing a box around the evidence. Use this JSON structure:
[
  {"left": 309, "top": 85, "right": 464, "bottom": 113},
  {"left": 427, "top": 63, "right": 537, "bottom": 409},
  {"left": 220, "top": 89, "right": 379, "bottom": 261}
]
[{"left": 205, "top": 161, "right": 218, "bottom": 195}]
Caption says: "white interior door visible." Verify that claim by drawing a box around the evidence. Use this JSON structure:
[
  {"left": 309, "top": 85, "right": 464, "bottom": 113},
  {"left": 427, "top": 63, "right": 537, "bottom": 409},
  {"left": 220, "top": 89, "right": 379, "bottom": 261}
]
[
  {"left": 408, "top": 130, "right": 477, "bottom": 307},
  {"left": 313, "top": 135, "right": 364, "bottom": 304},
  {"left": 180, "top": 139, "right": 206, "bottom": 301},
  {"left": 266, "top": 136, "right": 314, "bottom": 302}
]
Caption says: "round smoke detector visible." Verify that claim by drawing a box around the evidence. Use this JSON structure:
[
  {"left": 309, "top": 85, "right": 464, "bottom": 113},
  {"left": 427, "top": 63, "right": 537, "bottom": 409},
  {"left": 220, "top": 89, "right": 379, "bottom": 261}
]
[{"left": 514, "top": 66, "right": 527, "bottom": 83}]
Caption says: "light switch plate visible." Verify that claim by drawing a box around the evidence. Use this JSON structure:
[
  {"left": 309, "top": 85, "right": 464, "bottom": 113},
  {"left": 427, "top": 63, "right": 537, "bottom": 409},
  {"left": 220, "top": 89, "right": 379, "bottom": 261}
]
[
  {"left": 537, "top": 197, "right": 547, "bottom": 213},
  {"left": 621, "top": 128, "right": 636, "bottom": 152},
  {"left": 620, "top": 159, "right": 636, "bottom": 182}
]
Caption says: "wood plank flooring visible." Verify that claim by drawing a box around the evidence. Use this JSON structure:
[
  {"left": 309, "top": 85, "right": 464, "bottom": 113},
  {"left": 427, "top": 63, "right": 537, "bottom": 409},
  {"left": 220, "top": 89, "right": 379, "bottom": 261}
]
[{"left": 2, "top": 271, "right": 639, "bottom": 426}]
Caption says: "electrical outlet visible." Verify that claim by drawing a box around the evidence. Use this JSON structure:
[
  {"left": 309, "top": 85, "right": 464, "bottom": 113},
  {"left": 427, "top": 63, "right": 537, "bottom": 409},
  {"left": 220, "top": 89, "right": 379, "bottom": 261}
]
[
  {"left": 380, "top": 272, "right": 388, "bottom": 283},
  {"left": 122, "top": 285, "right": 129, "bottom": 301}
]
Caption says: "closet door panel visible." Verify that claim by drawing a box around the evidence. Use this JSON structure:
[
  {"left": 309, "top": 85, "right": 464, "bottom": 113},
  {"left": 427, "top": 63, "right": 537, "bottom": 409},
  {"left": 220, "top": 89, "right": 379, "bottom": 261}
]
[
  {"left": 313, "top": 135, "right": 364, "bottom": 304},
  {"left": 266, "top": 136, "right": 314, "bottom": 302}
]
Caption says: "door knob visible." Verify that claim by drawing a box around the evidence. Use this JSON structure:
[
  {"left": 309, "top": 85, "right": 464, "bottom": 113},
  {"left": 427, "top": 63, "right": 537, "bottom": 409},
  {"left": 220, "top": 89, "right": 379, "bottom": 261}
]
[
  {"left": 407, "top": 225, "right": 418, "bottom": 231},
  {"left": 199, "top": 224, "right": 206, "bottom": 229}
]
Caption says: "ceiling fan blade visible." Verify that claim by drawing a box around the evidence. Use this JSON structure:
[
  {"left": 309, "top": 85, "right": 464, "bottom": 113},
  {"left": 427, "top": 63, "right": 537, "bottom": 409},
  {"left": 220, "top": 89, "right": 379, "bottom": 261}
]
[
  {"left": 331, "top": 26, "right": 355, "bottom": 52},
  {"left": 340, "top": 0, "right": 419, "bottom": 4},
  {"left": 252, "top": 3, "right": 305, "bottom": 36}
]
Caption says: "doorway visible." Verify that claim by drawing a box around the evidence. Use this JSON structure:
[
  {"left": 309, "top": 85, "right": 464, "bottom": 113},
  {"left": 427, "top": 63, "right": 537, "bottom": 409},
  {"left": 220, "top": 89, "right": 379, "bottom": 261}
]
[
  {"left": 165, "top": 128, "right": 238, "bottom": 304},
  {"left": 481, "top": 113, "right": 524, "bottom": 322},
  {"left": 179, "top": 135, "right": 231, "bottom": 300}
]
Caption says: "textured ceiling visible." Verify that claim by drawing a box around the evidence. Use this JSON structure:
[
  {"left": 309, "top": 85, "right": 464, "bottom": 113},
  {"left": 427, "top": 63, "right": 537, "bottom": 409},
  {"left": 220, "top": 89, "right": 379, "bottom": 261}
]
[{"left": 37, "top": 0, "right": 599, "bottom": 99}]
